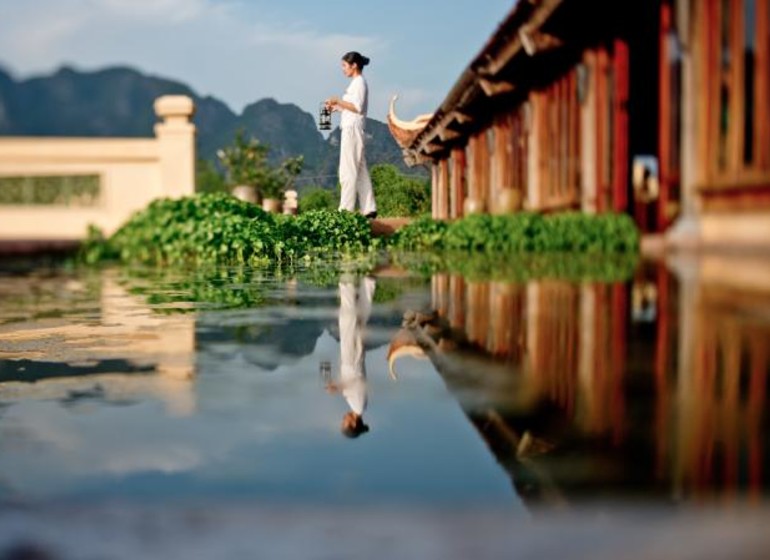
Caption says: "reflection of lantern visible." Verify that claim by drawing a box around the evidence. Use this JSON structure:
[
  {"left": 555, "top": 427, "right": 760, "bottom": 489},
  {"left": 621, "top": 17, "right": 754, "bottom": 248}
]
[
  {"left": 318, "top": 103, "right": 332, "bottom": 131},
  {"left": 319, "top": 360, "right": 331, "bottom": 384}
]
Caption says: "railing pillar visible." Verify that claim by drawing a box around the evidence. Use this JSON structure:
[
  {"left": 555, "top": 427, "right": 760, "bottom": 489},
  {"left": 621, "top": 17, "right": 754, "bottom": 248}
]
[{"left": 154, "top": 95, "right": 196, "bottom": 197}]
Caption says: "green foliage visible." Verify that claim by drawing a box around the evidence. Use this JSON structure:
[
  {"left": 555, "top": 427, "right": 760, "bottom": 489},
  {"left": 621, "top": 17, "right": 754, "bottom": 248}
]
[
  {"left": 386, "top": 215, "right": 448, "bottom": 251},
  {"left": 279, "top": 210, "right": 375, "bottom": 258},
  {"left": 80, "top": 193, "right": 376, "bottom": 267},
  {"left": 298, "top": 187, "right": 336, "bottom": 213},
  {"left": 371, "top": 163, "right": 431, "bottom": 217},
  {"left": 390, "top": 251, "right": 639, "bottom": 283},
  {"left": 216, "top": 130, "right": 303, "bottom": 199},
  {"left": 389, "top": 212, "right": 639, "bottom": 254},
  {"left": 195, "top": 158, "right": 227, "bottom": 194}
]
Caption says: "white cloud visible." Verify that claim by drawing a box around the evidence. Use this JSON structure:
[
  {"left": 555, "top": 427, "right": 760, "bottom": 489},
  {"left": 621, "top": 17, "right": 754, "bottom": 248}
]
[
  {"left": 0, "top": 0, "right": 439, "bottom": 120},
  {"left": 89, "top": 0, "right": 209, "bottom": 22}
]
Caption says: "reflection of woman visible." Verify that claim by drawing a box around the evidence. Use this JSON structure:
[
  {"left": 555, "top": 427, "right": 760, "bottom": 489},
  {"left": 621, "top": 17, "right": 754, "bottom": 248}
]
[
  {"left": 326, "top": 276, "right": 376, "bottom": 438},
  {"left": 325, "top": 51, "right": 377, "bottom": 219}
]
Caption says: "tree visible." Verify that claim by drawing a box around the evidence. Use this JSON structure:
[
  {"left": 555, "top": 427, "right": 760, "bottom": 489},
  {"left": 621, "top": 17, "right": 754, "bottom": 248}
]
[
  {"left": 217, "top": 130, "right": 304, "bottom": 200},
  {"left": 371, "top": 163, "right": 431, "bottom": 217}
]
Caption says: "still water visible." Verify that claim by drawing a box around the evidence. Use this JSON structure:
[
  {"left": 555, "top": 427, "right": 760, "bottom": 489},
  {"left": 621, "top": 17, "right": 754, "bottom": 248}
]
[{"left": 0, "top": 255, "right": 768, "bottom": 514}]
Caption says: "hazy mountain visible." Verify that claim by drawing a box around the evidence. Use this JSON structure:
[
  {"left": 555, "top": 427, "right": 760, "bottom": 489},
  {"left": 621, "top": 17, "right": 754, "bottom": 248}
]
[{"left": 0, "top": 65, "right": 423, "bottom": 187}]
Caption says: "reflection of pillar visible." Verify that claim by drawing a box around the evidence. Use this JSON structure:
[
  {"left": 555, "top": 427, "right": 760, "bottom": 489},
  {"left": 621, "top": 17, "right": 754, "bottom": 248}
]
[
  {"left": 101, "top": 271, "right": 196, "bottom": 416},
  {"left": 489, "top": 282, "right": 524, "bottom": 359},
  {"left": 432, "top": 274, "right": 450, "bottom": 318},
  {"left": 654, "top": 266, "right": 673, "bottom": 479},
  {"left": 448, "top": 275, "right": 466, "bottom": 330},
  {"left": 669, "top": 254, "right": 701, "bottom": 500},
  {"left": 466, "top": 282, "right": 490, "bottom": 349},
  {"left": 748, "top": 337, "right": 767, "bottom": 503},
  {"left": 578, "top": 284, "right": 597, "bottom": 429}
]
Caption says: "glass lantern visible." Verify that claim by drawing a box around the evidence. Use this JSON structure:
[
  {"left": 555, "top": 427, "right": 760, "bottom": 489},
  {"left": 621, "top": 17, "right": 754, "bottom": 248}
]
[{"left": 318, "top": 102, "right": 332, "bottom": 131}]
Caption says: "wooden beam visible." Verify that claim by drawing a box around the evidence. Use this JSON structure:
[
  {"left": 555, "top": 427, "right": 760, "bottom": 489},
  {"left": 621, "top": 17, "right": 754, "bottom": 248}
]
[
  {"left": 439, "top": 129, "right": 462, "bottom": 142},
  {"left": 482, "top": 0, "right": 564, "bottom": 75},
  {"left": 479, "top": 77, "right": 516, "bottom": 97},
  {"left": 519, "top": 26, "right": 564, "bottom": 56},
  {"left": 451, "top": 110, "right": 474, "bottom": 125}
]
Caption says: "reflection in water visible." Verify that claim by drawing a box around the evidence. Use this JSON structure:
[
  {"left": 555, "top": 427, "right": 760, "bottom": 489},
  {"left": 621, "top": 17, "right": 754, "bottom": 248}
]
[
  {"left": 0, "top": 270, "right": 196, "bottom": 416},
  {"left": 388, "top": 260, "right": 770, "bottom": 507},
  {"left": 326, "top": 277, "right": 376, "bottom": 438},
  {"left": 2, "top": 257, "right": 769, "bottom": 512}
]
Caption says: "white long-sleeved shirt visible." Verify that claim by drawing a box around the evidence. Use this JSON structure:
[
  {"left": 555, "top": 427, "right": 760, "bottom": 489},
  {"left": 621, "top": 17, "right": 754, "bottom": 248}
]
[{"left": 340, "top": 75, "right": 367, "bottom": 130}]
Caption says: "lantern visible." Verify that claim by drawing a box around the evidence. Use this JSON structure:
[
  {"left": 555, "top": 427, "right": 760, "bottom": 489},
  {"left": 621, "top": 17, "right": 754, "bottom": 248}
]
[{"left": 318, "top": 102, "right": 332, "bottom": 131}]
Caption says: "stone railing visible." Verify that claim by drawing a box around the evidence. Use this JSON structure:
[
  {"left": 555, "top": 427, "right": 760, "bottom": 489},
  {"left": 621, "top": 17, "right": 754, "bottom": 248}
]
[{"left": 0, "top": 95, "right": 196, "bottom": 241}]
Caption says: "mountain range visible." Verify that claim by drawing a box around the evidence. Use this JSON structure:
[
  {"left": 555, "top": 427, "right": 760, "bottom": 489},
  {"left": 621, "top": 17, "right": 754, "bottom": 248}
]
[{"left": 0, "top": 65, "right": 422, "bottom": 188}]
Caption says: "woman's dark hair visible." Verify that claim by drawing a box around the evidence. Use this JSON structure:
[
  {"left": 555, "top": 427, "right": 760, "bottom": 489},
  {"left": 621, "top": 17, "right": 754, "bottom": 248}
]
[{"left": 342, "top": 51, "right": 370, "bottom": 69}]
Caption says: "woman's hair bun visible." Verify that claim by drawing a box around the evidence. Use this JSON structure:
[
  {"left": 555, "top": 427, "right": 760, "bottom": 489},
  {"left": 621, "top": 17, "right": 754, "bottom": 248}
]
[{"left": 342, "top": 51, "right": 370, "bottom": 68}]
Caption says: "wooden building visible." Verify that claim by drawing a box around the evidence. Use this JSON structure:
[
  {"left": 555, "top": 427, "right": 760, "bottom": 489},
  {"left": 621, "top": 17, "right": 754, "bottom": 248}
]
[{"left": 388, "top": 0, "right": 770, "bottom": 248}]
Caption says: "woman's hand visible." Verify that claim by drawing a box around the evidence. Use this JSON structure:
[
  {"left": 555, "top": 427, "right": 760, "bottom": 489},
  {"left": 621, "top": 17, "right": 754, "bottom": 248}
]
[{"left": 325, "top": 96, "right": 340, "bottom": 112}]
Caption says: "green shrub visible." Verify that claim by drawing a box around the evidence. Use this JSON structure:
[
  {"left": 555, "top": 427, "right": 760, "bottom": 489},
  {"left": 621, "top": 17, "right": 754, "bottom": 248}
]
[
  {"left": 371, "top": 164, "right": 431, "bottom": 217},
  {"left": 389, "top": 212, "right": 639, "bottom": 254},
  {"left": 298, "top": 187, "right": 336, "bottom": 213},
  {"left": 81, "top": 193, "right": 376, "bottom": 267}
]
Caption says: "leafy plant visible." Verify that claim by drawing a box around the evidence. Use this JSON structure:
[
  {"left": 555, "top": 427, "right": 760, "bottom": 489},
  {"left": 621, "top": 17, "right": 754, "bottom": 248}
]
[
  {"left": 80, "top": 194, "right": 378, "bottom": 267},
  {"left": 298, "top": 187, "right": 336, "bottom": 213},
  {"left": 216, "top": 130, "right": 303, "bottom": 199},
  {"left": 389, "top": 212, "right": 639, "bottom": 254},
  {"left": 371, "top": 164, "right": 431, "bottom": 217}
]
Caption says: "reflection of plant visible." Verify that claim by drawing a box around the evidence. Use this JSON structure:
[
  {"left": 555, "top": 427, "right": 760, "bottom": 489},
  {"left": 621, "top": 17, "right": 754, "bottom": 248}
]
[
  {"left": 216, "top": 130, "right": 303, "bottom": 199},
  {"left": 390, "top": 251, "right": 640, "bottom": 283}
]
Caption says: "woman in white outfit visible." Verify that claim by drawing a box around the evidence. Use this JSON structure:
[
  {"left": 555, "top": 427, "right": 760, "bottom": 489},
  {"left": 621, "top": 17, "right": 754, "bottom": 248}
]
[{"left": 325, "top": 51, "right": 378, "bottom": 218}]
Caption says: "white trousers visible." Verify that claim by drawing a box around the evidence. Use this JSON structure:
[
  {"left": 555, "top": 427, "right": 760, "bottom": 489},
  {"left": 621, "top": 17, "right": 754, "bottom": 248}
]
[
  {"left": 338, "top": 277, "right": 376, "bottom": 415},
  {"left": 338, "top": 126, "right": 377, "bottom": 214}
]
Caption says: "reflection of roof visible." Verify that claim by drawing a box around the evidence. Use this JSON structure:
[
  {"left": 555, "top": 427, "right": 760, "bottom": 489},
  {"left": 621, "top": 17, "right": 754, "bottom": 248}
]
[{"left": 386, "top": 328, "right": 427, "bottom": 380}]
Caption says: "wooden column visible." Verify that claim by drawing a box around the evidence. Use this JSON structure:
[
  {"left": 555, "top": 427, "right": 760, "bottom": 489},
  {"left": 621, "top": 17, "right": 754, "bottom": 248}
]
[
  {"left": 581, "top": 51, "right": 598, "bottom": 213},
  {"left": 612, "top": 39, "right": 630, "bottom": 212},
  {"left": 492, "top": 116, "right": 515, "bottom": 214},
  {"left": 658, "top": 2, "right": 673, "bottom": 231},
  {"left": 450, "top": 147, "right": 466, "bottom": 218},
  {"left": 471, "top": 130, "right": 491, "bottom": 213},
  {"left": 757, "top": 0, "right": 770, "bottom": 171},
  {"left": 437, "top": 158, "right": 450, "bottom": 219},
  {"left": 595, "top": 47, "right": 609, "bottom": 213},
  {"left": 431, "top": 162, "right": 439, "bottom": 219}
]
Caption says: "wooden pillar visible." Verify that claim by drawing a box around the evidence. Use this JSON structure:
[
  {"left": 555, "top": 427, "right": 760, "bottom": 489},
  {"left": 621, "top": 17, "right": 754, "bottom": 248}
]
[
  {"left": 431, "top": 162, "right": 439, "bottom": 219},
  {"left": 612, "top": 39, "right": 630, "bottom": 212},
  {"left": 437, "top": 158, "right": 450, "bottom": 219},
  {"left": 469, "top": 130, "right": 490, "bottom": 213},
  {"left": 756, "top": 0, "right": 770, "bottom": 171},
  {"left": 450, "top": 147, "right": 466, "bottom": 218},
  {"left": 492, "top": 116, "right": 515, "bottom": 214},
  {"left": 528, "top": 93, "right": 544, "bottom": 210},
  {"left": 596, "top": 48, "right": 609, "bottom": 213},
  {"left": 581, "top": 51, "right": 598, "bottom": 213},
  {"left": 658, "top": 2, "right": 673, "bottom": 231}
]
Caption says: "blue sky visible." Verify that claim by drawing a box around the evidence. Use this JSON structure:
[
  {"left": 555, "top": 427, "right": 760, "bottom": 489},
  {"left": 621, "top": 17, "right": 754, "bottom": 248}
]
[{"left": 0, "top": 0, "right": 516, "bottom": 122}]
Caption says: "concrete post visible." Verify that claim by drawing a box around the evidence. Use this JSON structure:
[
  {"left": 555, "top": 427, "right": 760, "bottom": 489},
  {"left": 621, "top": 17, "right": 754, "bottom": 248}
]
[{"left": 154, "top": 95, "right": 196, "bottom": 198}]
